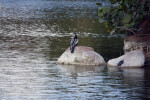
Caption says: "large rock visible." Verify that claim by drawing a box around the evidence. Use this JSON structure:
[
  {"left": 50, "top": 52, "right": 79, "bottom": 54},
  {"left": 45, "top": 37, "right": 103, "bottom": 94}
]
[
  {"left": 124, "top": 39, "right": 150, "bottom": 53},
  {"left": 107, "top": 50, "right": 145, "bottom": 68},
  {"left": 123, "top": 15, "right": 150, "bottom": 66},
  {"left": 57, "top": 46, "right": 106, "bottom": 66}
]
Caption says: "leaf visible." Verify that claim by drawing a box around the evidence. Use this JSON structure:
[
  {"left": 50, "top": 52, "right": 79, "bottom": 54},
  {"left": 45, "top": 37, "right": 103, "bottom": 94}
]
[
  {"left": 130, "top": 21, "right": 135, "bottom": 27},
  {"left": 98, "top": 18, "right": 105, "bottom": 23},
  {"left": 118, "top": 4, "right": 122, "bottom": 9},
  {"left": 102, "top": 7, "right": 111, "bottom": 13},
  {"left": 98, "top": 12, "right": 104, "bottom": 17},
  {"left": 98, "top": 8, "right": 103, "bottom": 13},
  {"left": 112, "top": 9, "right": 118, "bottom": 15},
  {"left": 98, "top": 9, "right": 104, "bottom": 17},
  {"left": 123, "top": 14, "right": 132, "bottom": 24},
  {"left": 123, "top": 24, "right": 132, "bottom": 28},
  {"left": 123, "top": 0, "right": 129, "bottom": 5},
  {"left": 110, "top": 0, "right": 117, "bottom": 4},
  {"left": 118, "top": 11, "right": 123, "bottom": 17},
  {"left": 96, "top": 3, "right": 102, "bottom": 6},
  {"left": 105, "top": 22, "right": 109, "bottom": 28}
]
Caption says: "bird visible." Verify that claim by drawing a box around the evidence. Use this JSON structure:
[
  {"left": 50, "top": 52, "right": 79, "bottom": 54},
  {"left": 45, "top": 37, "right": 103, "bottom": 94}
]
[{"left": 70, "top": 33, "right": 78, "bottom": 53}]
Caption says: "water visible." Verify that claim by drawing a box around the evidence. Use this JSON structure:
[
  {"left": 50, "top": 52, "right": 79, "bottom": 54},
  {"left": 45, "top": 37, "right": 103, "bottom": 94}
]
[{"left": 0, "top": 0, "right": 150, "bottom": 99}]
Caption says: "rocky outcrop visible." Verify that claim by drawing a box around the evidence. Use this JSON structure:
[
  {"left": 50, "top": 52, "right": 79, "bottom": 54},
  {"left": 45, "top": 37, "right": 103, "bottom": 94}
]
[
  {"left": 57, "top": 46, "right": 106, "bottom": 66},
  {"left": 124, "top": 36, "right": 150, "bottom": 66},
  {"left": 124, "top": 15, "right": 150, "bottom": 66},
  {"left": 124, "top": 36, "right": 150, "bottom": 52},
  {"left": 107, "top": 50, "right": 145, "bottom": 68}
]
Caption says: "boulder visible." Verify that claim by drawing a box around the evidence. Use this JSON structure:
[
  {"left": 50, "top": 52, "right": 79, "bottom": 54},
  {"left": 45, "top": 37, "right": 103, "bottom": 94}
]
[
  {"left": 57, "top": 46, "right": 106, "bottom": 66},
  {"left": 107, "top": 50, "right": 145, "bottom": 68}
]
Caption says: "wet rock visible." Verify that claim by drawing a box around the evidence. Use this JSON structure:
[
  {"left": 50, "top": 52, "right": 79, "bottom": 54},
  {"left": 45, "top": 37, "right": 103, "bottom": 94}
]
[
  {"left": 57, "top": 46, "right": 106, "bottom": 66},
  {"left": 124, "top": 38, "right": 150, "bottom": 66},
  {"left": 107, "top": 50, "right": 145, "bottom": 68}
]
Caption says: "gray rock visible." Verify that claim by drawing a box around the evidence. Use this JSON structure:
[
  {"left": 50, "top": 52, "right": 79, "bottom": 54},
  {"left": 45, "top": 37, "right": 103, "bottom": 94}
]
[
  {"left": 57, "top": 46, "right": 106, "bottom": 66},
  {"left": 107, "top": 50, "right": 145, "bottom": 68}
]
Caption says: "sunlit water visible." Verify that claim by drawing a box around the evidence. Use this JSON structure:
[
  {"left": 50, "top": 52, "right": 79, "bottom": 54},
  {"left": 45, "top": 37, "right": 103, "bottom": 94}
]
[{"left": 0, "top": 0, "right": 150, "bottom": 100}]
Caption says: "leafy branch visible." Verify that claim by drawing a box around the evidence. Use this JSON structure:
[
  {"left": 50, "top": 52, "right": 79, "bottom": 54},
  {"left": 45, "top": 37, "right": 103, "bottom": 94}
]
[{"left": 97, "top": 0, "right": 149, "bottom": 34}]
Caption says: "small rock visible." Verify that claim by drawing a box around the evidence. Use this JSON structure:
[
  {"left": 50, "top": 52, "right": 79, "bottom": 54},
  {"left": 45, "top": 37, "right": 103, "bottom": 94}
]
[
  {"left": 57, "top": 46, "right": 106, "bottom": 66},
  {"left": 107, "top": 50, "right": 145, "bottom": 68}
]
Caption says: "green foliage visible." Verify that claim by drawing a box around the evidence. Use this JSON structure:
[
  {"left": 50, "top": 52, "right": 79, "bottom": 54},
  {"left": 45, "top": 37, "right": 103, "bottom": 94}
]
[
  {"left": 123, "top": 14, "right": 132, "bottom": 24},
  {"left": 97, "top": 0, "right": 149, "bottom": 34}
]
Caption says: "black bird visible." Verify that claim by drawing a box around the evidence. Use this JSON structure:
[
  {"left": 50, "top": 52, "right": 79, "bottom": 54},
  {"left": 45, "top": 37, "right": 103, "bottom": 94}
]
[{"left": 70, "top": 33, "right": 78, "bottom": 53}]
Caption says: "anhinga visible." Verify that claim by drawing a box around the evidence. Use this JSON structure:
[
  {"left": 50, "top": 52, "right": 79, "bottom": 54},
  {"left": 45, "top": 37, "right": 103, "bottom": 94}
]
[{"left": 70, "top": 33, "right": 78, "bottom": 53}]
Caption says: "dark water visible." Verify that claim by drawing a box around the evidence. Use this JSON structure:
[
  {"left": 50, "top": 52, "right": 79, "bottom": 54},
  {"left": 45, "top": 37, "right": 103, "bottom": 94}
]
[{"left": 0, "top": 0, "right": 150, "bottom": 100}]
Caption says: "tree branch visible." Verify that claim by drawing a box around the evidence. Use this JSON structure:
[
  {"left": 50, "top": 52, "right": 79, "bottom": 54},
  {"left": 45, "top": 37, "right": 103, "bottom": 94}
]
[{"left": 116, "top": 27, "right": 136, "bottom": 34}]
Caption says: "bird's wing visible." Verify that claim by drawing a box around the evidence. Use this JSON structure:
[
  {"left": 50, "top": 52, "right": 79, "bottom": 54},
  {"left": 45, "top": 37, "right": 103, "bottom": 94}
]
[
  {"left": 70, "top": 38, "right": 74, "bottom": 45},
  {"left": 75, "top": 38, "right": 78, "bottom": 44}
]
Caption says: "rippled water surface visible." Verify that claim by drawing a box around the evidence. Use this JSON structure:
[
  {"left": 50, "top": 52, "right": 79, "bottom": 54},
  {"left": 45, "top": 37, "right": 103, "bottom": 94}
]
[{"left": 0, "top": 0, "right": 150, "bottom": 100}]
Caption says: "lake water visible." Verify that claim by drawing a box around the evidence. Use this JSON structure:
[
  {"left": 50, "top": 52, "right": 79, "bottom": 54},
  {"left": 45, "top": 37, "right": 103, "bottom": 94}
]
[{"left": 0, "top": 0, "right": 150, "bottom": 100}]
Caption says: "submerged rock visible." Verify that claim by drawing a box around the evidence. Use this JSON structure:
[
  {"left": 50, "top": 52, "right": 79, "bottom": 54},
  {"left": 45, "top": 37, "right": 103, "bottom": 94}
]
[
  {"left": 107, "top": 50, "right": 145, "bottom": 68},
  {"left": 57, "top": 46, "right": 106, "bottom": 66}
]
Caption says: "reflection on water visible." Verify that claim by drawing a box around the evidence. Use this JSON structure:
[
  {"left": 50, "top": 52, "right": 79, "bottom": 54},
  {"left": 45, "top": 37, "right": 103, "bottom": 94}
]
[
  {"left": 0, "top": 0, "right": 150, "bottom": 99},
  {"left": 107, "top": 68, "right": 150, "bottom": 99}
]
